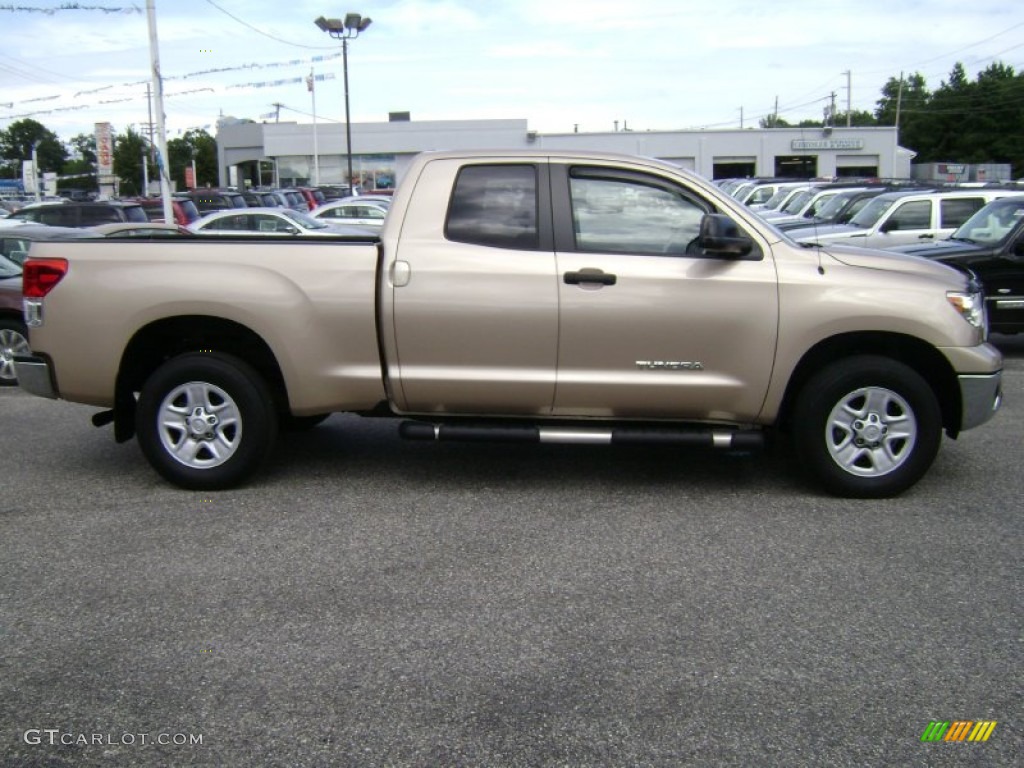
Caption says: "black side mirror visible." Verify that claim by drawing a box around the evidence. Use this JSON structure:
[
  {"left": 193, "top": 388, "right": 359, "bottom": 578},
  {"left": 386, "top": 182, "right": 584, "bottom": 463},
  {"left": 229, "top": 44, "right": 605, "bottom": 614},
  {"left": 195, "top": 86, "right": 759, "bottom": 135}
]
[{"left": 699, "top": 214, "right": 754, "bottom": 257}]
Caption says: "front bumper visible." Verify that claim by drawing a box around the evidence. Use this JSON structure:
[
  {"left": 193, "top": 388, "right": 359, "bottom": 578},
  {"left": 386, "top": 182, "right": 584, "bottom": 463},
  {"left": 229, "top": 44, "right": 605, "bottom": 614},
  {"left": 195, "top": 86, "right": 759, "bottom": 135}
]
[
  {"left": 13, "top": 355, "right": 58, "bottom": 399},
  {"left": 959, "top": 371, "right": 1002, "bottom": 431}
]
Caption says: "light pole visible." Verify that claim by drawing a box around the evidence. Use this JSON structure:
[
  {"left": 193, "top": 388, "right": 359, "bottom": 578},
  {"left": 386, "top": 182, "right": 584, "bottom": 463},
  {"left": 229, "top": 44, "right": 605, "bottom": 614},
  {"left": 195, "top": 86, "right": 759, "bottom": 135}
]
[{"left": 314, "top": 13, "right": 372, "bottom": 194}]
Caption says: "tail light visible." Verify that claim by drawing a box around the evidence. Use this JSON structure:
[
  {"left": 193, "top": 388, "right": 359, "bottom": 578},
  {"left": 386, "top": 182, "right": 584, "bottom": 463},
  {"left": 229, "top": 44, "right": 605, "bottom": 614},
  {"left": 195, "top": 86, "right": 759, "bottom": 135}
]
[{"left": 23, "top": 258, "right": 68, "bottom": 298}]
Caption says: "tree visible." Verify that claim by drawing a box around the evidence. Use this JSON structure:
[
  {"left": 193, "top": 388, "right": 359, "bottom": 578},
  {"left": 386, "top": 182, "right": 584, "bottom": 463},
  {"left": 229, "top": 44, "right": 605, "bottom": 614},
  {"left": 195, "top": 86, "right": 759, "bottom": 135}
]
[
  {"left": 759, "top": 115, "right": 791, "bottom": 129},
  {"left": 112, "top": 126, "right": 149, "bottom": 197},
  {"left": 0, "top": 118, "right": 68, "bottom": 179},
  {"left": 166, "top": 129, "right": 217, "bottom": 189},
  {"left": 68, "top": 133, "right": 97, "bottom": 165}
]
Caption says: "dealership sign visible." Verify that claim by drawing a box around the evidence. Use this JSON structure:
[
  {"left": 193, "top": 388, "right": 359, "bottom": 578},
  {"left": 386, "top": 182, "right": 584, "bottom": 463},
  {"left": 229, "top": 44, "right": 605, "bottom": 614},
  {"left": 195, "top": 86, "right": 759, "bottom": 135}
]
[{"left": 791, "top": 139, "right": 865, "bottom": 151}]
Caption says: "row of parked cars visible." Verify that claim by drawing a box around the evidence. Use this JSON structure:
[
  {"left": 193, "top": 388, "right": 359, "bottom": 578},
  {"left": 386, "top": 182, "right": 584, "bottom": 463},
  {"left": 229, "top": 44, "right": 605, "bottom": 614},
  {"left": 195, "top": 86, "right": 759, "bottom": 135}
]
[
  {"left": 0, "top": 186, "right": 391, "bottom": 231},
  {"left": 718, "top": 176, "right": 1024, "bottom": 337},
  {"left": 0, "top": 187, "right": 392, "bottom": 384}
]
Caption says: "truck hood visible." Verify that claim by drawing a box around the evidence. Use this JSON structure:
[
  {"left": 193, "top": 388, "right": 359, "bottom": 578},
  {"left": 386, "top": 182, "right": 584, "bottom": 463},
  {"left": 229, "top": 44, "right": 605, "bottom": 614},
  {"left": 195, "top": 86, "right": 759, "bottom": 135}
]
[
  {"left": 889, "top": 239, "right": 990, "bottom": 259},
  {"left": 816, "top": 242, "right": 968, "bottom": 285}
]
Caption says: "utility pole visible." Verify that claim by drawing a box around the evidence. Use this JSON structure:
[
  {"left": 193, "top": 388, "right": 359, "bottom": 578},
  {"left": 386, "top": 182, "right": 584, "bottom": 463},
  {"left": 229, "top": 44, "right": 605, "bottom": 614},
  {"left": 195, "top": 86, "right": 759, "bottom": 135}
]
[
  {"left": 145, "top": 0, "right": 173, "bottom": 224},
  {"left": 842, "top": 70, "right": 852, "bottom": 126},
  {"left": 739, "top": 106, "right": 744, "bottom": 129}
]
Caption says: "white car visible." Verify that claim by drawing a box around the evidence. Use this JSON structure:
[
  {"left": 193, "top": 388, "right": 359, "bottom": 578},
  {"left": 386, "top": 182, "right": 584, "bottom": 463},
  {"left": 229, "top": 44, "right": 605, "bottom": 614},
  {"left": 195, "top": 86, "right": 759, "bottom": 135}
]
[
  {"left": 188, "top": 207, "right": 374, "bottom": 237},
  {"left": 310, "top": 200, "right": 389, "bottom": 227}
]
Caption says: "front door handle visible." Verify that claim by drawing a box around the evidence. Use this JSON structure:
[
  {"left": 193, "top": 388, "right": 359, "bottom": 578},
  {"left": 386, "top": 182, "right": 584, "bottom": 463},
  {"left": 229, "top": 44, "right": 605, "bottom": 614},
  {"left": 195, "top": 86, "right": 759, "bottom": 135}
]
[{"left": 563, "top": 269, "right": 617, "bottom": 286}]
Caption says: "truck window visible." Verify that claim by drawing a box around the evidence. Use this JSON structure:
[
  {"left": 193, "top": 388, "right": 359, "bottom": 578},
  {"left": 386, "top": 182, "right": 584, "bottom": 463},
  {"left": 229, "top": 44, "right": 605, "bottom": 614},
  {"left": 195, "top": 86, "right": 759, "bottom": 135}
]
[
  {"left": 940, "top": 198, "right": 984, "bottom": 229},
  {"left": 445, "top": 165, "right": 539, "bottom": 249},
  {"left": 885, "top": 200, "right": 931, "bottom": 231},
  {"left": 568, "top": 172, "right": 706, "bottom": 255}
]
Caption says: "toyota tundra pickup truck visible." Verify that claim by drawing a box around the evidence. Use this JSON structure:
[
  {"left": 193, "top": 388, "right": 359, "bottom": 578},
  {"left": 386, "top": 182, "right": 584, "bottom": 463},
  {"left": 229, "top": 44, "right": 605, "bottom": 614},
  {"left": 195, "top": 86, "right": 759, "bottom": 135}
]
[{"left": 14, "top": 150, "right": 1004, "bottom": 497}]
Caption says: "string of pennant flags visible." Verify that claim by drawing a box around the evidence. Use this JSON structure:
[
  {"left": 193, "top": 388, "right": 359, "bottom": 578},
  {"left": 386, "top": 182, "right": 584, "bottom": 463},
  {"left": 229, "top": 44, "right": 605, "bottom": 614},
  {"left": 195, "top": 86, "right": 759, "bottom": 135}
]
[
  {"left": 1, "top": 53, "right": 343, "bottom": 121},
  {"left": 0, "top": 3, "right": 143, "bottom": 14}
]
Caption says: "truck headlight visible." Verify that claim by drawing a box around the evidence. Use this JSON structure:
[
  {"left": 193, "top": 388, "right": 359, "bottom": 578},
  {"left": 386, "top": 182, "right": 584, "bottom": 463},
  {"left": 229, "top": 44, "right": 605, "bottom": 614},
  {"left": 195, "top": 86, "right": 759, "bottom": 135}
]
[{"left": 947, "top": 290, "right": 987, "bottom": 334}]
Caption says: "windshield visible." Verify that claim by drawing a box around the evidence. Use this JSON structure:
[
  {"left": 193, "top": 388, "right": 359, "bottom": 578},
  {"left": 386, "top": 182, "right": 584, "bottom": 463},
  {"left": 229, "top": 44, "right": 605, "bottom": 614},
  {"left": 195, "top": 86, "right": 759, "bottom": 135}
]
[
  {"left": 951, "top": 198, "right": 1024, "bottom": 245},
  {"left": 781, "top": 190, "right": 814, "bottom": 214},
  {"left": 281, "top": 210, "right": 330, "bottom": 230},
  {"left": 813, "top": 192, "right": 856, "bottom": 221},
  {"left": 849, "top": 196, "right": 898, "bottom": 228},
  {"left": 761, "top": 189, "right": 791, "bottom": 210}
]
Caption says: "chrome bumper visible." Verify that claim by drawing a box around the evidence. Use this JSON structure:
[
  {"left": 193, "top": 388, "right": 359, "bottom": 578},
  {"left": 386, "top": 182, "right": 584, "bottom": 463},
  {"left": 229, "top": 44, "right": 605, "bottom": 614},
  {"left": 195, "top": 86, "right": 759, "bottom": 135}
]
[
  {"left": 959, "top": 371, "right": 1002, "bottom": 431},
  {"left": 13, "top": 355, "right": 58, "bottom": 399}
]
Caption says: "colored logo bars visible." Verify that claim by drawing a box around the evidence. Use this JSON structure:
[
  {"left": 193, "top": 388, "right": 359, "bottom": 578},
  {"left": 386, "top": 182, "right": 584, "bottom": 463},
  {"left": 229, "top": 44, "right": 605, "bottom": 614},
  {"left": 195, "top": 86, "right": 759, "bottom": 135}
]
[{"left": 921, "top": 721, "right": 997, "bottom": 742}]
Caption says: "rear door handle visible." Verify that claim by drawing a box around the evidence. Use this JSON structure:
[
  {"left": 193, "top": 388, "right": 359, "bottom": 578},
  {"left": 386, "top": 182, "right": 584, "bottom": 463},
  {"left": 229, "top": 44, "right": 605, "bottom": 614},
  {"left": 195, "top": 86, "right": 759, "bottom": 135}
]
[{"left": 563, "top": 269, "right": 617, "bottom": 286}]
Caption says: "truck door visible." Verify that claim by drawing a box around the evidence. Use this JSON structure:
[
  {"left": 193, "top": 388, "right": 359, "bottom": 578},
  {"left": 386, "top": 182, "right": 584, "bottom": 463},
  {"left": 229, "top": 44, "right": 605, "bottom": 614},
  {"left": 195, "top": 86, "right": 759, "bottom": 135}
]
[
  {"left": 387, "top": 160, "right": 559, "bottom": 415},
  {"left": 551, "top": 164, "right": 778, "bottom": 421}
]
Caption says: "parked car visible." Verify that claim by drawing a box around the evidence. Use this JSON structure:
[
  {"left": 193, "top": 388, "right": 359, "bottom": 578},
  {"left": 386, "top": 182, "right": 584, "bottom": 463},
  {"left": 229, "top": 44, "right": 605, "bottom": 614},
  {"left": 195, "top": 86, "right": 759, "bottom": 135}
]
[
  {"left": 0, "top": 201, "right": 148, "bottom": 228},
  {"left": 1, "top": 225, "right": 97, "bottom": 265},
  {"left": 788, "top": 188, "right": 1012, "bottom": 250},
  {"left": 316, "top": 184, "right": 354, "bottom": 201},
  {"left": 89, "top": 223, "right": 191, "bottom": 238},
  {"left": 736, "top": 180, "right": 810, "bottom": 208},
  {"left": 333, "top": 195, "right": 392, "bottom": 209},
  {"left": 0, "top": 253, "right": 28, "bottom": 384},
  {"left": 242, "top": 191, "right": 282, "bottom": 208},
  {"left": 773, "top": 188, "right": 894, "bottom": 232},
  {"left": 277, "top": 189, "right": 312, "bottom": 213},
  {"left": 890, "top": 195, "right": 1024, "bottom": 334},
  {"left": 310, "top": 201, "right": 388, "bottom": 227},
  {"left": 182, "top": 189, "right": 248, "bottom": 215},
  {"left": 188, "top": 207, "right": 375, "bottom": 237},
  {"left": 137, "top": 196, "right": 201, "bottom": 225},
  {"left": 759, "top": 185, "right": 874, "bottom": 224},
  {"left": 295, "top": 187, "right": 327, "bottom": 210}
]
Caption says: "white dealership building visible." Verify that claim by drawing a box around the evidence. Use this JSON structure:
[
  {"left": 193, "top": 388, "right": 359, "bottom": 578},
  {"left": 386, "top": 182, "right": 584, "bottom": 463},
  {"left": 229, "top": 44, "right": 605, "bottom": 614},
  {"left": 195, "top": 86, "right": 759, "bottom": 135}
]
[{"left": 215, "top": 116, "right": 911, "bottom": 191}]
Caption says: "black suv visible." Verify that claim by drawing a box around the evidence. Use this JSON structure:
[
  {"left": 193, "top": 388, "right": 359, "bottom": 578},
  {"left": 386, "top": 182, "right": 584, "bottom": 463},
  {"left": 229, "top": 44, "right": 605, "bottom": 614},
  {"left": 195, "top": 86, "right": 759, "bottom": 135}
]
[
  {"left": 9, "top": 201, "right": 148, "bottom": 227},
  {"left": 892, "top": 195, "right": 1024, "bottom": 335}
]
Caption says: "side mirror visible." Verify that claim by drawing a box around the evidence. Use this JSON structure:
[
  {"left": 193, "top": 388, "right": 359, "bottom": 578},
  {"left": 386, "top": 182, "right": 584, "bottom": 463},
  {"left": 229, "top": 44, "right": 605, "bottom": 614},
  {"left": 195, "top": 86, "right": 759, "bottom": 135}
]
[
  {"left": 698, "top": 214, "right": 754, "bottom": 257},
  {"left": 879, "top": 218, "right": 898, "bottom": 233}
]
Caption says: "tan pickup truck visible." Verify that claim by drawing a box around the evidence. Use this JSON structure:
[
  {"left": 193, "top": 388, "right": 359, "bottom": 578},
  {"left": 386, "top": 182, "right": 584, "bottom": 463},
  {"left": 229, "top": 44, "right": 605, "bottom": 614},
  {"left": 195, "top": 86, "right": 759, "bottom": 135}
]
[{"left": 15, "top": 150, "right": 1003, "bottom": 497}]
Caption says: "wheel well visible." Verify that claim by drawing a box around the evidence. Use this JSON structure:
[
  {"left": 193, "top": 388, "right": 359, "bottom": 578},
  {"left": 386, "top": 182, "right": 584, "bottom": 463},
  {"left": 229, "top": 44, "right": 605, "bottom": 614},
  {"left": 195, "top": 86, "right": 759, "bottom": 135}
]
[
  {"left": 778, "top": 332, "right": 962, "bottom": 437},
  {"left": 117, "top": 316, "right": 289, "bottom": 429}
]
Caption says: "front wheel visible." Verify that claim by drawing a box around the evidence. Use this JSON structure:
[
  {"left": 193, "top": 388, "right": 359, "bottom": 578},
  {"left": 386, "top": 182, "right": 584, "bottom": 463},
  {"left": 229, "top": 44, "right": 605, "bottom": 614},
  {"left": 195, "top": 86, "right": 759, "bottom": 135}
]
[
  {"left": 136, "top": 352, "right": 278, "bottom": 490},
  {"left": 793, "top": 356, "right": 942, "bottom": 498}
]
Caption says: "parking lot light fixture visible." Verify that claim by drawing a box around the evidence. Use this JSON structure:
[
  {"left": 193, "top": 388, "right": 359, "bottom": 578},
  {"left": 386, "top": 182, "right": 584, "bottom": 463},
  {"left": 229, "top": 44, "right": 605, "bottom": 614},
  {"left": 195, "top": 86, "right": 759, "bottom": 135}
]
[{"left": 315, "top": 12, "right": 372, "bottom": 194}]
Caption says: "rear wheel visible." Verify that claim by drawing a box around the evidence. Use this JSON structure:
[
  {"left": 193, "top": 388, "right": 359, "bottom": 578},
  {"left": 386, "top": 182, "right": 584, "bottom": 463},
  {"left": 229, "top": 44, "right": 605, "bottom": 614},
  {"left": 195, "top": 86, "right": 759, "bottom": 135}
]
[
  {"left": 0, "top": 319, "right": 30, "bottom": 386},
  {"left": 793, "top": 356, "right": 942, "bottom": 498},
  {"left": 137, "top": 352, "right": 278, "bottom": 490}
]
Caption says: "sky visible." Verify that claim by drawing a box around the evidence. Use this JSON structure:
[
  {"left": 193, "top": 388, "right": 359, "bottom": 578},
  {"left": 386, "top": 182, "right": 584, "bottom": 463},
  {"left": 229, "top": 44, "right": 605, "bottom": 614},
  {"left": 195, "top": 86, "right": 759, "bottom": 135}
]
[{"left": 1, "top": 0, "right": 1022, "bottom": 145}]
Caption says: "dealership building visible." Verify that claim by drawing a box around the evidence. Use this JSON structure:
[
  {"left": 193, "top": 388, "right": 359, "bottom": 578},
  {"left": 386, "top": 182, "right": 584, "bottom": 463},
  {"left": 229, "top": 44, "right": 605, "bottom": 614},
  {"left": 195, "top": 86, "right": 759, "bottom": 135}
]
[{"left": 215, "top": 116, "right": 911, "bottom": 191}]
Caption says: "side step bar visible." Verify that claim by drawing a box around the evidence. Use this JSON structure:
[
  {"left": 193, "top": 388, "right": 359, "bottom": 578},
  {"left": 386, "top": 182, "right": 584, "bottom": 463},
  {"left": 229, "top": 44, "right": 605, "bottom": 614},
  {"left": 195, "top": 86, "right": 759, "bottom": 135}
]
[{"left": 399, "top": 421, "right": 763, "bottom": 451}]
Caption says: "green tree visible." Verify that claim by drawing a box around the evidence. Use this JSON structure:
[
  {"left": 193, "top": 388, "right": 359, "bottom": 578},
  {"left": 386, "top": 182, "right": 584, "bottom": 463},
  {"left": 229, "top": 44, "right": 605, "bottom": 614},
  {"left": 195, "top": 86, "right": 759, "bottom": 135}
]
[
  {"left": 166, "top": 128, "right": 217, "bottom": 189},
  {"left": 0, "top": 118, "right": 68, "bottom": 179},
  {"left": 68, "top": 133, "right": 97, "bottom": 165},
  {"left": 112, "top": 126, "right": 150, "bottom": 197}
]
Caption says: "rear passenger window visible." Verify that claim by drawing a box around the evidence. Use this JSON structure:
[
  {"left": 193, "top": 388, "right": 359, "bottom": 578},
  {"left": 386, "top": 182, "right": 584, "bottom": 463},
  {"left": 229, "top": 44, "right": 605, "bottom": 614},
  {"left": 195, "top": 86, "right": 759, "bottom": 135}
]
[
  {"left": 446, "top": 165, "right": 538, "bottom": 249},
  {"left": 940, "top": 198, "right": 984, "bottom": 229}
]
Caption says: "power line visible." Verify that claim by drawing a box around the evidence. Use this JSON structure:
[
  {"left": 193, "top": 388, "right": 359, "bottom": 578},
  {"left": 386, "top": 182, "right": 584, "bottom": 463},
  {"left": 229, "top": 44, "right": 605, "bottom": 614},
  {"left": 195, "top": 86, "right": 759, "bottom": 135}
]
[{"left": 203, "top": 0, "right": 335, "bottom": 50}]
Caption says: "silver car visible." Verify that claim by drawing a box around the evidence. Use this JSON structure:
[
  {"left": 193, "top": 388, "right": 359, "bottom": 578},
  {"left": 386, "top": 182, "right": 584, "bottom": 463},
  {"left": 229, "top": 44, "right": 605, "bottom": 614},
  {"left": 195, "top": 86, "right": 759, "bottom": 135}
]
[{"left": 188, "top": 207, "right": 375, "bottom": 237}]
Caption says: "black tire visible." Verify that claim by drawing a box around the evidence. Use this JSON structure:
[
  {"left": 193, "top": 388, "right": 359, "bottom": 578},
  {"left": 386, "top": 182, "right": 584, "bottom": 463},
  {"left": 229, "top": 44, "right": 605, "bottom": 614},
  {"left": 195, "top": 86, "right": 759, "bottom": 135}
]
[
  {"left": 0, "top": 318, "right": 30, "bottom": 387},
  {"left": 136, "top": 352, "right": 278, "bottom": 490},
  {"left": 792, "top": 355, "right": 942, "bottom": 498}
]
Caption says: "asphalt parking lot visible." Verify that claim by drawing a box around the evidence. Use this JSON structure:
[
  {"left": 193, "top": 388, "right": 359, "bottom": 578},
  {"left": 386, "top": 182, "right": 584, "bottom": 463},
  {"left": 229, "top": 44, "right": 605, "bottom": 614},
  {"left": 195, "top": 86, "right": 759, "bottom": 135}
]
[{"left": 1, "top": 336, "right": 1021, "bottom": 767}]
